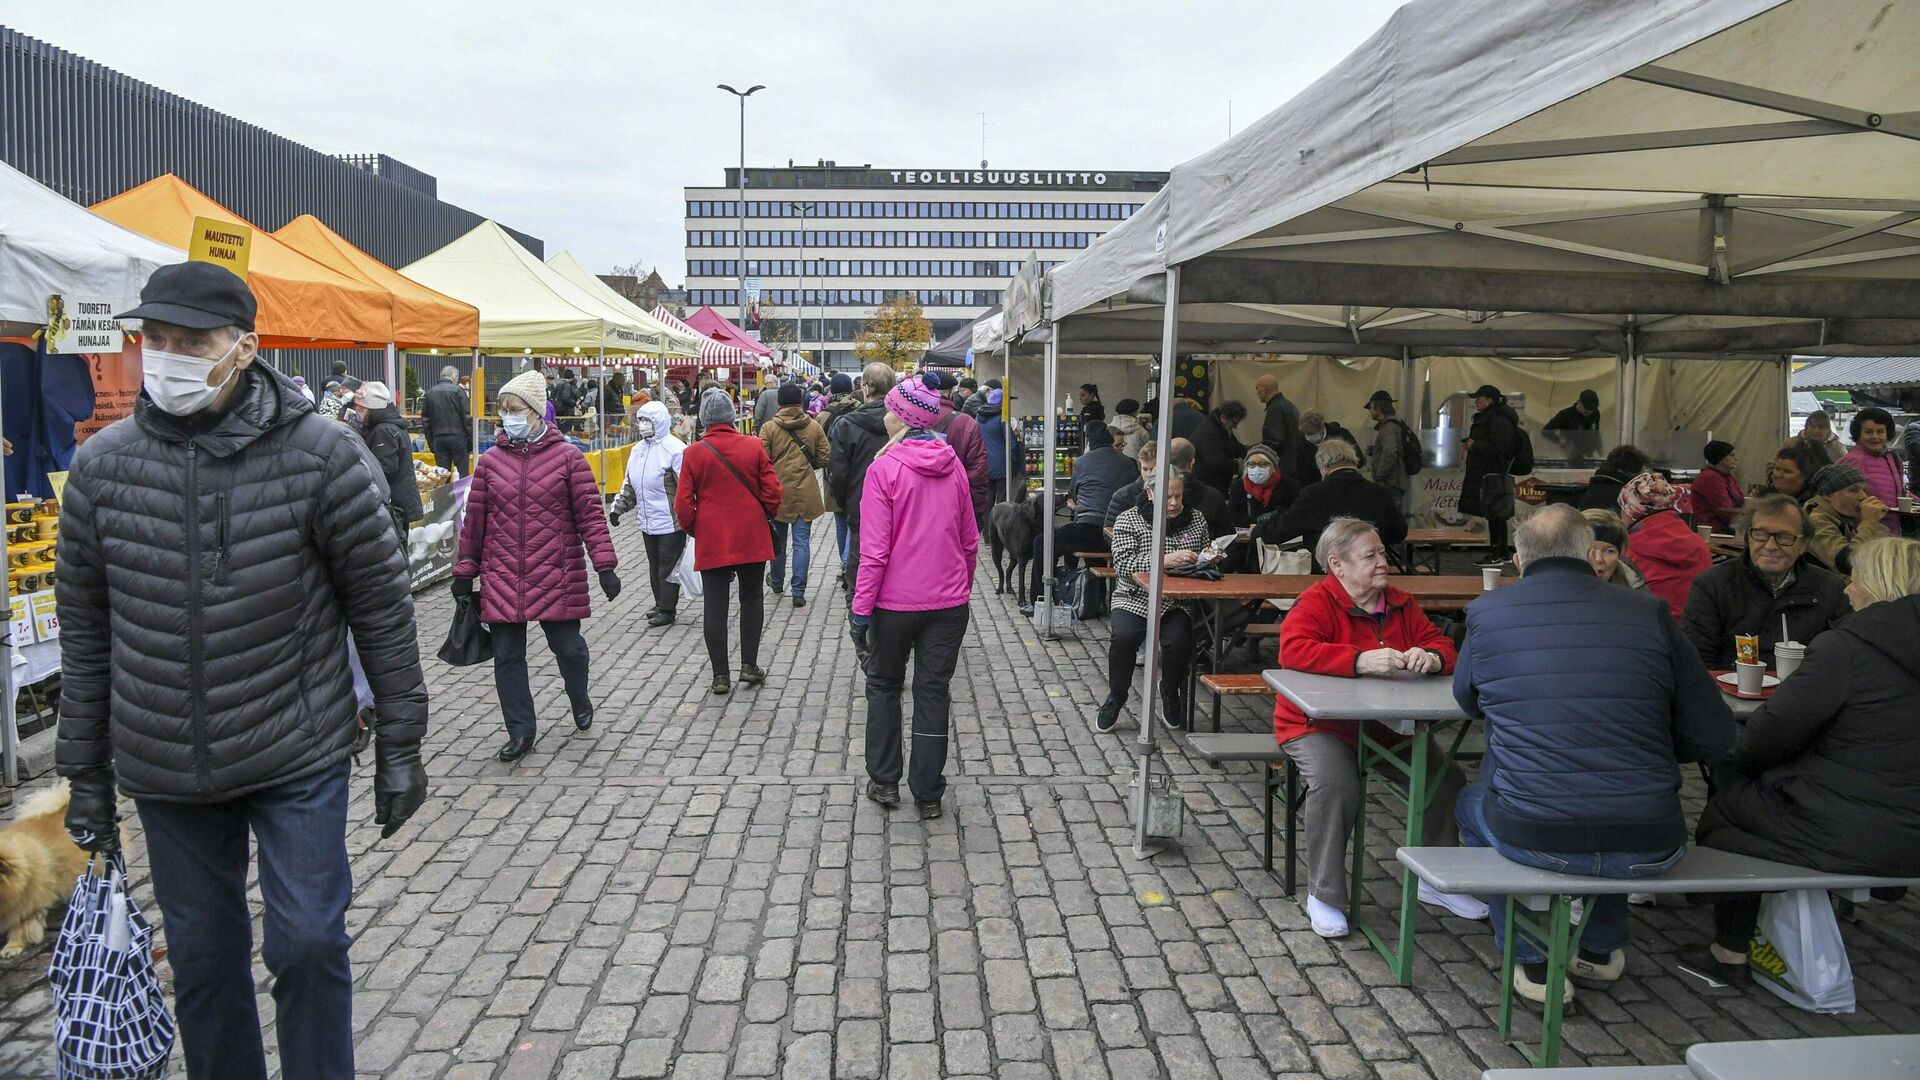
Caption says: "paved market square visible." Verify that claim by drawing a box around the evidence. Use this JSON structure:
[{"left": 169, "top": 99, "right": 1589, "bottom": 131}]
[{"left": 3, "top": 527, "right": 1917, "bottom": 1078}]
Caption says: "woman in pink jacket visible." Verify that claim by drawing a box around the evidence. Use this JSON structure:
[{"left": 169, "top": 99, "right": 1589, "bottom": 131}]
[
  {"left": 1838, "top": 407, "right": 1905, "bottom": 537},
  {"left": 453, "top": 371, "right": 619, "bottom": 763},
  {"left": 855, "top": 375, "right": 979, "bottom": 819}
]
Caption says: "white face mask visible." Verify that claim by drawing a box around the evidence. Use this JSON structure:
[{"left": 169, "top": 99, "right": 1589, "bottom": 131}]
[
  {"left": 1305, "top": 431, "right": 1325, "bottom": 445},
  {"left": 143, "top": 336, "right": 242, "bottom": 416},
  {"left": 634, "top": 416, "right": 657, "bottom": 440},
  {"left": 502, "top": 413, "right": 538, "bottom": 440},
  {"left": 1245, "top": 466, "right": 1273, "bottom": 485}
]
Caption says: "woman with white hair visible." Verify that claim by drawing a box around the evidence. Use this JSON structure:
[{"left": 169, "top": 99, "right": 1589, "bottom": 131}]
[
  {"left": 1096, "top": 472, "right": 1211, "bottom": 735},
  {"left": 1270, "top": 517, "right": 1478, "bottom": 938}
]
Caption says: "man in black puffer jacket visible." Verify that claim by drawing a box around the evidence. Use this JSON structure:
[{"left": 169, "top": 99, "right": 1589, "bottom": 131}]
[{"left": 55, "top": 263, "right": 427, "bottom": 1080}]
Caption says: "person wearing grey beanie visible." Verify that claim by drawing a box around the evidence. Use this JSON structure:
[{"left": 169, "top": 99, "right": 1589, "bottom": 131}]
[
  {"left": 1806, "top": 462, "right": 1890, "bottom": 574},
  {"left": 698, "top": 388, "right": 738, "bottom": 433}
]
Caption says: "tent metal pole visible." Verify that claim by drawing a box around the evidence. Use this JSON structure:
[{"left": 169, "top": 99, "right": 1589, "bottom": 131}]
[
  {"left": 471, "top": 348, "right": 483, "bottom": 470},
  {"left": 1040, "top": 334, "right": 1058, "bottom": 636},
  {"left": 597, "top": 348, "right": 608, "bottom": 488},
  {"left": 0, "top": 341, "right": 23, "bottom": 787},
  {"left": 1622, "top": 329, "right": 1641, "bottom": 447},
  {"left": 1132, "top": 264, "right": 1181, "bottom": 861},
  {"left": 1399, "top": 347, "right": 1416, "bottom": 421},
  {"left": 1615, "top": 341, "right": 1629, "bottom": 449},
  {"left": 384, "top": 343, "right": 398, "bottom": 405},
  {"left": 1777, "top": 355, "right": 1792, "bottom": 449}
]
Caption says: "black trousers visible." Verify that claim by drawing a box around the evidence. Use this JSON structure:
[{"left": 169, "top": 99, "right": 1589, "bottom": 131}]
[
  {"left": 1487, "top": 515, "right": 1510, "bottom": 555},
  {"left": 489, "top": 620, "right": 590, "bottom": 740},
  {"left": 865, "top": 603, "right": 970, "bottom": 804},
  {"left": 430, "top": 435, "right": 469, "bottom": 477},
  {"left": 701, "top": 562, "right": 765, "bottom": 680},
  {"left": 1107, "top": 608, "right": 1195, "bottom": 713},
  {"left": 1030, "top": 522, "right": 1110, "bottom": 604},
  {"left": 643, "top": 531, "right": 687, "bottom": 615}
]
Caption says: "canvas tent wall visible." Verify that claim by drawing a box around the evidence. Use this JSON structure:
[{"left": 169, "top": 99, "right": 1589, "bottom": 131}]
[
  {"left": 274, "top": 214, "right": 478, "bottom": 350},
  {"left": 545, "top": 251, "right": 702, "bottom": 359},
  {"left": 0, "top": 160, "right": 180, "bottom": 337}
]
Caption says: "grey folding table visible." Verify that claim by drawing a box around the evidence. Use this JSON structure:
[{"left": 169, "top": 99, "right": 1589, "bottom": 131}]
[
  {"left": 1688, "top": 1034, "right": 1920, "bottom": 1079},
  {"left": 1264, "top": 668, "right": 1469, "bottom": 986}
]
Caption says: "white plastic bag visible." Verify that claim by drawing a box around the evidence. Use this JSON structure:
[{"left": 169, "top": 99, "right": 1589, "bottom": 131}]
[
  {"left": 1256, "top": 540, "right": 1311, "bottom": 576},
  {"left": 670, "top": 538, "right": 703, "bottom": 598},
  {"left": 1749, "top": 889, "right": 1856, "bottom": 1014}
]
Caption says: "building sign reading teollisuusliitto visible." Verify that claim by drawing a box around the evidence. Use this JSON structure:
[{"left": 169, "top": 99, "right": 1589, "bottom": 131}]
[{"left": 724, "top": 166, "right": 1167, "bottom": 193}]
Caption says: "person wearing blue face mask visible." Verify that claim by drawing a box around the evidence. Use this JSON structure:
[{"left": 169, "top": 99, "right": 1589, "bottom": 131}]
[
  {"left": 454, "top": 371, "right": 621, "bottom": 762},
  {"left": 56, "top": 261, "right": 429, "bottom": 1079}
]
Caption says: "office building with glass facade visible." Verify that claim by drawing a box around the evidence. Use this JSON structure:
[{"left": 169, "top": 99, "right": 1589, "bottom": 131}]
[{"left": 684, "top": 163, "right": 1166, "bottom": 372}]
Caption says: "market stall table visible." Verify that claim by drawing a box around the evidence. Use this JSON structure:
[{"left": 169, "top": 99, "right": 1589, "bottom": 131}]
[{"left": 1686, "top": 1034, "right": 1920, "bottom": 1080}]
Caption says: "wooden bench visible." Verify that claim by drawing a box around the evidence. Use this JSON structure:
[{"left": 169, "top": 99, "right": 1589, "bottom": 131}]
[
  {"left": 1483, "top": 1067, "right": 1688, "bottom": 1079},
  {"left": 1185, "top": 732, "right": 1301, "bottom": 895},
  {"left": 1399, "top": 846, "right": 1920, "bottom": 1069},
  {"left": 1196, "top": 672, "right": 1270, "bottom": 733}
]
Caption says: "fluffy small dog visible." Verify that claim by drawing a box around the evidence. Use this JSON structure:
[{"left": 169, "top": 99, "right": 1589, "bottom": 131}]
[
  {"left": 0, "top": 781, "right": 99, "bottom": 958},
  {"left": 988, "top": 483, "right": 1043, "bottom": 606}
]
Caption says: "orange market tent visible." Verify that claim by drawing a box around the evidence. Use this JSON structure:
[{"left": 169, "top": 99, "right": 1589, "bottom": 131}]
[
  {"left": 92, "top": 175, "right": 393, "bottom": 347},
  {"left": 273, "top": 214, "right": 478, "bottom": 350}
]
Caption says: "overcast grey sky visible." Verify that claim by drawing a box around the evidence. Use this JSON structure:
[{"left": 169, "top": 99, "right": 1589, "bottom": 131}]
[{"left": 11, "top": 1, "right": 1406, "bottom": 275}]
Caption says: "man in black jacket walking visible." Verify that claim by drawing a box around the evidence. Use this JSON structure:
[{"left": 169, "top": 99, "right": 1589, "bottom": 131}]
[
  {"left": 827, "top": 363, "right": 897, "bottom": 660},
  {"left": 56, "top": 263, "right": 428, "bottom": 1080},
  {"left": 420, "top": 364, "right": 472, "bottom": 476}
]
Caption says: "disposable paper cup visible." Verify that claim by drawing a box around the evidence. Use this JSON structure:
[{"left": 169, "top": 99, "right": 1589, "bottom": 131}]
[
  {"left": 1735, "top": 661, "right": 1766, "bottom": 694},
  {"left": 1696, "top": 524, "right": 1713, "bottom": 540},
  {"left": 1901, "top": 496, "right": 1916, "bottom": 513},
  {"left": 1481, "top": 567, "right": 1501, "bottom": 591},
  {"left": 1773, "top": 641, "right": 1805, "bottom": 680}
]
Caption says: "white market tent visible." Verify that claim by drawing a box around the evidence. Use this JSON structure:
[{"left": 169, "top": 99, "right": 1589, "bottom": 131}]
[
  {"left": 401, "top": 221, "right": 667, "bottom": 356},
  {"left": 545, "top": 251, "right": 702, "bottom": 360},
  {"left": 1012, "top": 0, "right": 1920, "bottom": 853},
  {"left": 0, "top": 159, "right": 181, "bottom": 336},
  {"left": 0, "top": 161, "right": 182, "bottom": 786}
]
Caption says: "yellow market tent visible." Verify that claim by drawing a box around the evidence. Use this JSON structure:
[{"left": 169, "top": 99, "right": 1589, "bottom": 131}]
[{"left": 400, "top": 221, "right": 666, "bottom": 355}]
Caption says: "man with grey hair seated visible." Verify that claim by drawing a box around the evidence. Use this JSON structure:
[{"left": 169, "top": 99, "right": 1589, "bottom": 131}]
[
  {"left": 1256, "top": 438, "right": 1406, "bottom": 568},
  {"left": 421, "top": 364, "right": 473, "bottom": 476},
  {"left": 1453, "top": 503, "right": 1732, "bottom": 1005}
]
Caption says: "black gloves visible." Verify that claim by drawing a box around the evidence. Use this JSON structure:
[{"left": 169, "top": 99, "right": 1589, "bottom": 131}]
[
  {"left": 64, "top": 768, "right": 119, "bottom": 853},
  {"left": 451, "top": 576, "right": 474, "bottom": 599},
  {"left": 607, "top": 510, "right": 622, "bottom": 527},
  {"left": 373, "top": 738, "right": 427, "bottom": 840},
  {"left": 600, "top": 570, "right": 622, "bottom": 601}
]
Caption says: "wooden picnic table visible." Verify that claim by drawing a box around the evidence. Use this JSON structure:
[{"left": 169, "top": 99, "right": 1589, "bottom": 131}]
[
  {"left": 1140, "top": 572, "right": 1508, "bottom": 612},
  {"left": 1400, "top": 527, "right": 1488, "bottom": 572}
]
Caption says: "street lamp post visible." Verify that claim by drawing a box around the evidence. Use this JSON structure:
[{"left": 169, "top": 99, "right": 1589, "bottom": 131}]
[
  {"left": 717, "top": 83, "right": 765, "bottom": 334},
  {"left": 790, "top": 201, "right": 816, "bottom": 372}
]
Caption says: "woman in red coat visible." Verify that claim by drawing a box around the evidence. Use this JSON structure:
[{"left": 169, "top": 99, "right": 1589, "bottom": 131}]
[
  {"left": 453, "top": 371, "right": 619, "bottom": 763},
  {"left": 1272, "top": 517, "right": 1477, "bottom": 939},
  {"left": 1620, "top": 471, "right": 1712, "bottom": 618},
  {"left": 677, "top": 389, "right": 784, "bottom": 695}
]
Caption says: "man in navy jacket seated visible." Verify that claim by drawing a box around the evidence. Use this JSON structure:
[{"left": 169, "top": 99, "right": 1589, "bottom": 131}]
[{"left": 1452, "top": 504, "right": 1733, "bottom": 1005}]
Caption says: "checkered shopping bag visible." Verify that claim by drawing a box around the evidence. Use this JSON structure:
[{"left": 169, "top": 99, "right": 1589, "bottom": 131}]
[{"left": 47, "top": 850, "right": 174, "bottom": 1080}]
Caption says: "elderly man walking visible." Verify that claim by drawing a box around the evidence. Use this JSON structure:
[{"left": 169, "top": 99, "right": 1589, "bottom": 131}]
[
  {"left": 1453, "top": 504, "right": 1731, "bottom": 1006},
  {"left": 421, "top": 363, "right": 472, "bottom": 476},
  {"left": 56, "top": 262, "right": 429, "bottom": 1079}
]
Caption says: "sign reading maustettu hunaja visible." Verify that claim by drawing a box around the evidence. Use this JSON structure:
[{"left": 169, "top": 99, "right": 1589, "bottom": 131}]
[{"left": 187, "top": 215, "right": 252, "bottom": 280}]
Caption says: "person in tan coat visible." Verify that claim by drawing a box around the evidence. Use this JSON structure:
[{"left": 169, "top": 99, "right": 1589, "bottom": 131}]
[{"left": 762, "top": 383, "right": 831, "bottom": 606}]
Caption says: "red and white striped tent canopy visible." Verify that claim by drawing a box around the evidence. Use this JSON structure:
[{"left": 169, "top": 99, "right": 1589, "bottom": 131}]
[{"left": 650, "top": 306, "right": 765, "bottom": 368}]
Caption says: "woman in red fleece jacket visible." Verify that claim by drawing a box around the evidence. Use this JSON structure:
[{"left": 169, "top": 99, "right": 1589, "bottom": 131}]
[
  {"left": 1271, "top": 518, "right": 1476, "bottom": 939},
  {"left": 1620, "top": 471, "right": 1712, "bottom": 618}
]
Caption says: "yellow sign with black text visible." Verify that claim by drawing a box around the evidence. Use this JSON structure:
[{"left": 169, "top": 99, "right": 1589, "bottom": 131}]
[{"left": 188, "top": 216, "right": 252, "bottom": 280}]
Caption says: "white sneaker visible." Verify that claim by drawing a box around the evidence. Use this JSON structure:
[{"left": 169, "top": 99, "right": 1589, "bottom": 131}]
[
  {"left": 1306, "top": 894, "right": 1350, "bottom": 938},
  {"left": 1418, "top": 880, "right": 1490, "bottom": 921}
]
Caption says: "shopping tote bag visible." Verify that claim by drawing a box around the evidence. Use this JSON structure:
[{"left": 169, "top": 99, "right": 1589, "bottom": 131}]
[{"left": 48, "top": 850, "right": 175, "bottom": 1079}]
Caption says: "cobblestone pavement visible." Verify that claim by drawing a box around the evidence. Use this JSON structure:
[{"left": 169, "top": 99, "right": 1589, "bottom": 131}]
[{"left": 2, "top": 520, "right": 1917, "bottom": 1078}]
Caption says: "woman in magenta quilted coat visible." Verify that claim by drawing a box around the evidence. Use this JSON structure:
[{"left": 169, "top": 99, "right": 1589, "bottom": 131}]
[{"left": 454, "top": 372, "right": 619, "bottom": 763}]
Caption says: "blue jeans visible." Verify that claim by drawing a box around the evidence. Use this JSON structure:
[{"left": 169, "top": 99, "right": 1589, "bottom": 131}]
[
  {"left": 1455, "top": 783, "right": 1683, "bottom": 964},
  {"left": 833, "top": 512, "right": 852, "bottom": 568},
  {"left": 136, "top": 761, "right": 354, "bottom": 1080},
  {"left": 772, "top": 518, "right": 812, "bottom": 597}
]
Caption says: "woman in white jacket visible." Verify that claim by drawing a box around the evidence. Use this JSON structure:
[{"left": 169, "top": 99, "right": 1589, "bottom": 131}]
[{"left": 611, "top": 399, "right": 688, "bottom": 627}]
